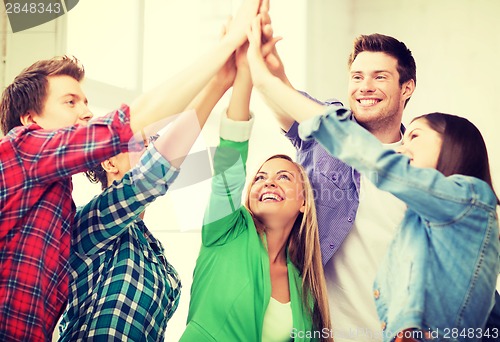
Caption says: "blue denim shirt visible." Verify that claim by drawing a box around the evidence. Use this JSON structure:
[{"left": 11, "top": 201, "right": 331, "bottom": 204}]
[{"left": 299, "top": 107, "right": 500, "bottom": 341}]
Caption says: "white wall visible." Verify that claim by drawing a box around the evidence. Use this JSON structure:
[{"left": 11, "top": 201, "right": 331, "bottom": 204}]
[{"left": 0, "top": 8, "right": 65, "bottom": 136}]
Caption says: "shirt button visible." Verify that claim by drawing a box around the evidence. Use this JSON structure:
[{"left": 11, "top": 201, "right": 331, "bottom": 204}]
[
  {"left": 347, "top": 217, "right": 353, "bottom": 222},
  {"left": 329, "top": 243, "right": 335, "bottom": 249},
  {"left": 380, "top": 322, "right": 386, "bottom": 330},
  {"left": 373, "top": 289, "right": 380, "bottom": 299}
]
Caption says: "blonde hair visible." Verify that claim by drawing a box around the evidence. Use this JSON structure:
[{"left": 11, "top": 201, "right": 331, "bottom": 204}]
[{"left": 244, "top": 154, "right": 332, "bottom": 341}]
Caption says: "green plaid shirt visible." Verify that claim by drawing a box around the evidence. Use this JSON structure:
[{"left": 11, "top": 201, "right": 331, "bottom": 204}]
[{"left": 59, "top": 146, "right": 181, "bottom": 341}]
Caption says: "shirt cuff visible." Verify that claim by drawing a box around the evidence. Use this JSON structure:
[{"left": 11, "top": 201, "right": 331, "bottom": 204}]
[
  {"left": 298, "top": 107, "right": 351, "bottom": 140},
  {"left": 219, "top": 110, "right": 255, "bottom": 142},
  {"left": 131, "top": 144, "right": 180, "bottom": 188},
  {"left": 284, "top": 121, "right": 299, "bottom": 139}
]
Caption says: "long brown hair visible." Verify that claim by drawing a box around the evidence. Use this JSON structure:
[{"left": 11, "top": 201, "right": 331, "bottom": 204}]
[
  {"left": 413, "top": 113, "right": 499, "bottom": 204},
  {"left": 245, "top": 154, "right": 332, "bottom": 340},
  {"left": 0, "top": 56, "right": 85, "bottom": 134}
]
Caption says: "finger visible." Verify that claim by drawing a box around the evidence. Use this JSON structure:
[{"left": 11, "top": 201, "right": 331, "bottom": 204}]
[
  {"left": 251, "top": 15, "right": 262, "bottom": 46},
  {"left": 220, "top": 24, "right": 226, "bottom": 39},
  {"left": 260, "top": 0, "right": 270, "bottom": 14},
  {"left": 259, "top": 10, "right": 273, "bottom": 42},
  {"left": 265, "top": 54, "right": 280, "bottom": 69},
  {"left": 247, "top": 17, "right": 262, "bottom": 57},
  {"left": 261, "top": 36, "right": 282, "bottom": 57},
  {"left": 260, "top": 8, "right": 271, "bottom": 23},
  {"left": 220, "top": 16, "right": 232, "bottom": 39},
  {"left": 262, "top": 23, "right": 273, "bottom": 40}
]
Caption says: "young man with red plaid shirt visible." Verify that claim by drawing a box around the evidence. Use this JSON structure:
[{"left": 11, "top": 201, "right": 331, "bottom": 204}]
[{"left": 0, "top": 2, "right": 259, "bottom": 338}]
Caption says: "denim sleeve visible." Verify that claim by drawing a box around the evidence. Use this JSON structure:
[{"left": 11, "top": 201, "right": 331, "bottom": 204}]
[
  {"left": 284, "top": 91, "right": 343, "bottom": 152},
  {"left": 73, "top": 146, "right": 179, "bottom": 255},
  {"left": 298, "top": 107, "right": 487, "bottom": 223}
]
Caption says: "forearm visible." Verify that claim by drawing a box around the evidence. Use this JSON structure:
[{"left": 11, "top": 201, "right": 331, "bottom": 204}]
[
  {"left": 129, "top": 39, "right": 235, "bottom": 134},
  {"left": 74, "top": 148, "right": 178, "bottom": 254},
  {"left": 28, "top": 107, "right": 133, "bottom": 182},
  {"left": 188, "top": 77, "right": 232, "bottom": 128},
  {"left": 151, "top": 78, "right": 230, "bottom": 169},
  {"left": 260, "top": 76, "right": 296, "bottom": 131},
  {"left": 299, "top": 108, "right": 473, "bottom": 222},
  {"left": 227, "top": 69, "right": 252, "bottom": 122},
  {"left": 255, "top": 73, "right": 326, "bottom": 124}
]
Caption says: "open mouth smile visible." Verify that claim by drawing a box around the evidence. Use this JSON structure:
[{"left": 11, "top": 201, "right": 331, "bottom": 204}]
[
  {"left": 357, "top": 98, "right": 381, "bottom": 106},
  {"left": 259, "top": 192, "right": 284, "bottom": 202}
]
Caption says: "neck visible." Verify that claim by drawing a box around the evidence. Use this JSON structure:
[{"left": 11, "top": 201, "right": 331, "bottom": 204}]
[
  {"left": 362, "top": 118, "right": 402, "bottom": 144},
  {"left": 354, "top": 108, "right": 404, "bottom": 143},
  {"left": 374, "top": 128, "right": 402, "bottom": 144},
  {"left": 261, "top": 218, "right": 293, "bottom": 265},
  {"left": 107, "top": 174, "right": 120, "bottom": 187}
]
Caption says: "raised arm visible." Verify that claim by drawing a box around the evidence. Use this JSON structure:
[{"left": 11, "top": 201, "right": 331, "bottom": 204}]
[
  {"left": 298, "top": 107, "right": 487, "bottom": 223},
  {"left": 202, "top": 49, "right": 255, "bottom": 246},
  {"left": 247, "top": 15, "right": 326, "bottom": 125},
  {"left": 227, "top": 42, "right": 252, "bottom": 122},
  {"left": 129, "top": 0, "right": 261, "bottom": 134},
  {"left": 255, "top": 0, "right": 296, "bottom": 131},
  {"left": 153, "top": 45, "right": 237, "bottom": 169},
  {"left": 73, "top": 144, "right": 179, "bottom": 255},
  {"left": 74, "top": 49, "right": 240, "bottom": 255}
]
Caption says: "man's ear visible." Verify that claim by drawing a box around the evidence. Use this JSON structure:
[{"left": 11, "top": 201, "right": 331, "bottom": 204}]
[
  {"left": 402, "top": 79, "right": 415, "bottom": 101},
  {"left": 20, "top": 111, "right": 37, "bottom": 126},
  {"left": 101, "top": 158, "right": 119, "bottom": 175}
]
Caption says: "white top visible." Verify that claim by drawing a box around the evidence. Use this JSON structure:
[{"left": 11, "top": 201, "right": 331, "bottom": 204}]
[
  {"left": 261, "top": 297, "right": 293, "bottom": 342},
  {"left": 324, "top": 140, "right": 407, "bottom": 341}
]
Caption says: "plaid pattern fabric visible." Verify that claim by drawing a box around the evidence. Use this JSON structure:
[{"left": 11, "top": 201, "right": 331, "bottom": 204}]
[
  {"left": 0, "top": 105, "right": 133, "bottom": 342},
  {"left": 58, "top": 146, "right": 181, "bottom": 342}
]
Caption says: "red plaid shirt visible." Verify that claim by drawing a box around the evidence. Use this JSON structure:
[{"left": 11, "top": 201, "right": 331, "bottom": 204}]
[{"left": 0, "top": 105, "right": 134, "bottom": 341}]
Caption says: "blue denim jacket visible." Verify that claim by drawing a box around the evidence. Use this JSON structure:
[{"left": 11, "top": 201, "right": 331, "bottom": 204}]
[{"left": 299, "top": 107, "right": 500, "bottom": 341}]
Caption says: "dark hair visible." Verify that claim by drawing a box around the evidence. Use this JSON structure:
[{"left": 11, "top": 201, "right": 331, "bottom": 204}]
[
  {"left": 0, "top": 55, "right": 85, "bottom": 134},
  {"left": 84, "top": 134, "right": 159, "bottom": 191},
  {"left": 85, "top": 164, "right": 108, "bottom": 190},
  {"left": 348, "top": 33, "right": 416, "bottom": 107},
  {"left": 413, "top": 112, "right": 499, "bottom": 204}
]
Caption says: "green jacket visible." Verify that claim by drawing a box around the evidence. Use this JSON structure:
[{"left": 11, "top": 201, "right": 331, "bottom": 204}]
[{"left": 180, "top": 138, "right": 316, "bottom": 341}]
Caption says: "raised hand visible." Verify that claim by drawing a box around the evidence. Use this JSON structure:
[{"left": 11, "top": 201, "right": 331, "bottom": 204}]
[
  {"left": 224, "top": 0, "right": 262, "bottom": 48},
  {"left": 257, "top": 0, "right": 289, "bottom": 84},
  {"left": 259, "top": 0, "right": 273, "bottom": 41},
  {"left": 214, "top": 19, "right": 237, "bottom": 90},
  {"left": 247, "top": 13, "right": 324, "bottom": 130},
  {"left": 235, "top": 41, "right": 249, "bottom": 71},
  {"left": 246, "top": 15, "right": 273, "bottom": 88}
]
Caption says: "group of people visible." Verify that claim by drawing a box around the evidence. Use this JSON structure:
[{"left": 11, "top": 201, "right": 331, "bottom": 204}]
[{"left": 1, "top": 0, "right": 499, "bottom": 341}]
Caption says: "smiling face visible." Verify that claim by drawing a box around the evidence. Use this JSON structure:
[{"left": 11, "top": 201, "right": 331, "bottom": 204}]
[
  {"left": 22, "top": 75, "right": 92, "bottom": 129},
  {"left": 248, "top": 157, "right": 306, "bottom": 223},
  {"left": 397, "top": 117, "right": 443, "bottom": 169},
  {"left": 348, "top": 51, "right": 414, "bottom": 141}
]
